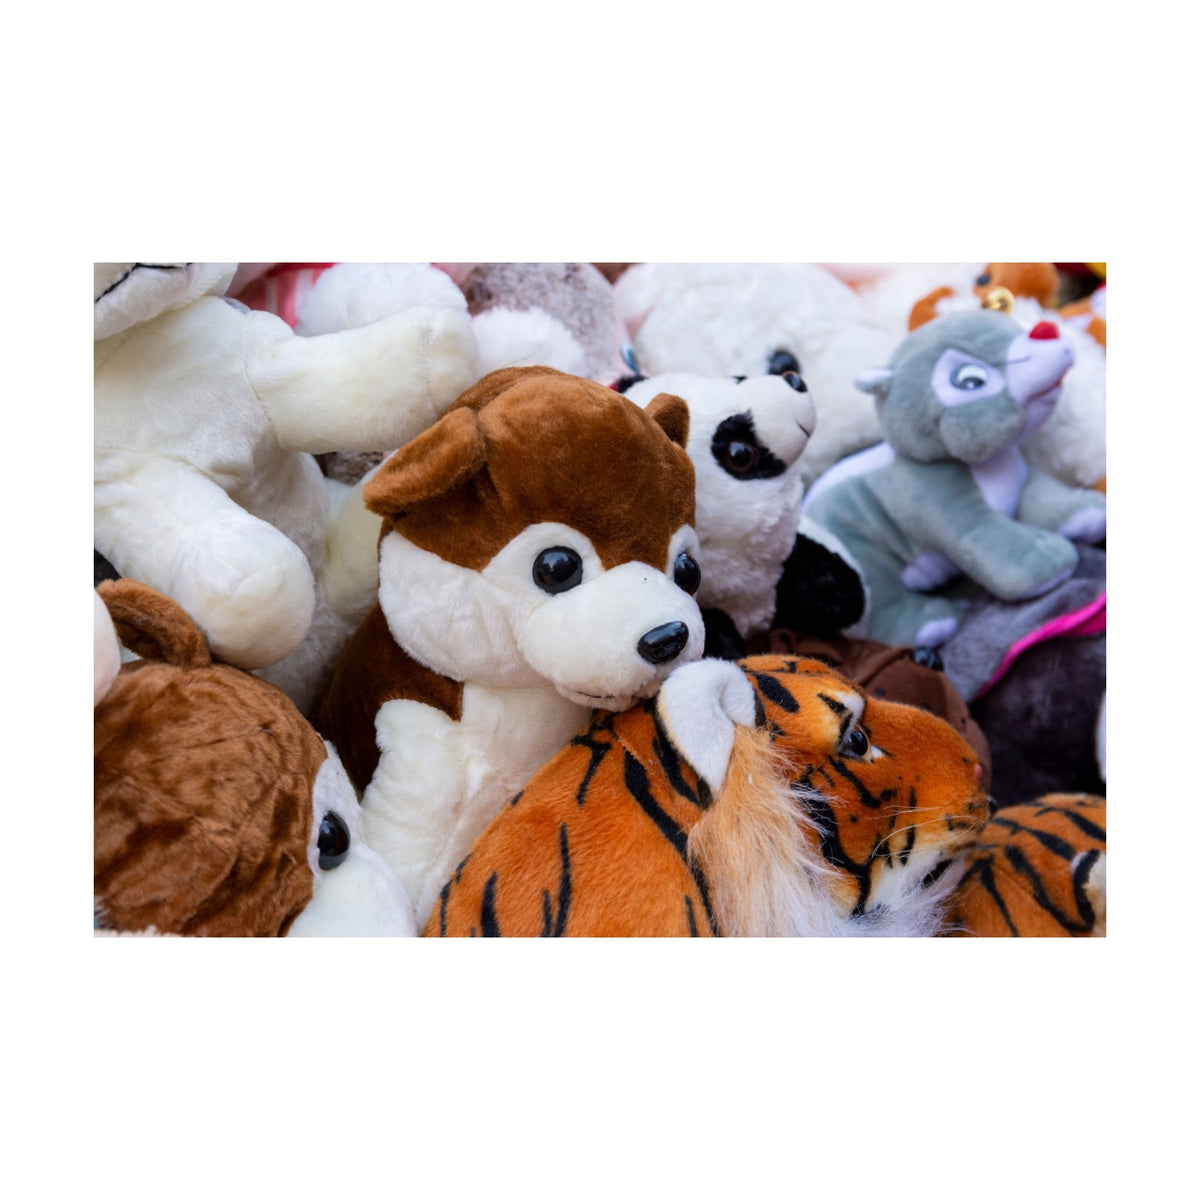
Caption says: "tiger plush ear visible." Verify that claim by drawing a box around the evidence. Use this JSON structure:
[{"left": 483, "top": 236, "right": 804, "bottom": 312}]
[
  {"left": 363, "top": 406, "right": 487, "bottom": 521},
  {"left": 655, "top": 659, "right": 759, "bottom": 793}
]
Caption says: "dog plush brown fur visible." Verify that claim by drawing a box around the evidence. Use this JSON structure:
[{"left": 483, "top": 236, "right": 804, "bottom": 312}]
[
  {"left": 95, "top": 580, "right": 415, "bottom": 937},
  {"left": 314, "top": 366, "right": 707, "bottom": 928}
]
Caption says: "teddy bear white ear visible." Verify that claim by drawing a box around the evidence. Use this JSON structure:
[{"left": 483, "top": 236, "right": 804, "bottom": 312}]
[
  {"left": 854, "top": 367, "right": 894, "bottom": 396},
  {"left": 655, "top": 659, "right": 759, "bottom": 793}
]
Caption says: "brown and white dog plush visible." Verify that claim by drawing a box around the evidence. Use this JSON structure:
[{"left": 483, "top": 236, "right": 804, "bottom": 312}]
[
  {"left": 95, "top": 580, "right": 416, "bottom": 936},
  {"left": 314, "top": 366, "right": 706, "bottom": 927}
]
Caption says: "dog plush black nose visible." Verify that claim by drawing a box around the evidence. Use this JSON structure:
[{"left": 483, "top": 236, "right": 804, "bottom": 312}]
[{"left": 638, "top": 621, "right": 690, "bottom": 664}]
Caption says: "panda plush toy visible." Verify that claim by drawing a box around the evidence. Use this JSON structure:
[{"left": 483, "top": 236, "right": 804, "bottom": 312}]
[{"left": 618, "top": 368, "right": 865, "bottom": 658}]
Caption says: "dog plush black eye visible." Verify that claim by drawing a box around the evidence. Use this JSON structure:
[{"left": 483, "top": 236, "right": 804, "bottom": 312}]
[
  {"left": 720, "top": 440, "right": 759, "bottom": 474},
  {"left": 673, "top": 551, "right": 701, "bottom": 595},
  {"left": 317, "top": 811, "right": 351, "bottom": 870},
  {"left": 768, "top": 349, "right": 801, "bottom": 376},
  {"left": 533, "top": 547, "right": 583, "bottom": 593},
  {"left": 843, "top": 728, "right": 870, "bottom": 757},
  {"left": 951, "top": 363, "right": 990, "bottom": 390},
  {"left": 782, "top": 370, "right": 808, "bottom": 392}
]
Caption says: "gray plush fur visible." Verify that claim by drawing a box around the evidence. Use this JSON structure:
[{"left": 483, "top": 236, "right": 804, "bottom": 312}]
[{"left": 807, "top": 311, "right": 1105, "bottom": 647}]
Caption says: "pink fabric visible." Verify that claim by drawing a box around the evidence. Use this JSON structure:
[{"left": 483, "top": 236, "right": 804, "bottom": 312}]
[
  {"left": 235, "top": 264, "right": 335, "bottom": 327},
  {"left": 979, "top": 592, "right": 1106, "bottom": 697}
]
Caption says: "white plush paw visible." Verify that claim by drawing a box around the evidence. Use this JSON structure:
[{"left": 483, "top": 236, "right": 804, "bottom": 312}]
[
  {"left": 655, "top": 659, "right": 758, "bottom": 794},
  {"left": 1058, "top": 505, "right": 1106, "bottom": 544},
  {"left": 901, "top": 550, "right": 961, "bottom": 593},
  {"left": 169, "top": 524, "right": 316, "bottom": 668},
  {"left": 914, "top": 616, "right": 960, "bottom": 648},
  {"left": 296, "top": 263, "right": 467, "bottom": 334}
]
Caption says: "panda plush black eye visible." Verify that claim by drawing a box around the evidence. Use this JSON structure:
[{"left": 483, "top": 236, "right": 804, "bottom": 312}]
[
  {"left": 317, "top": 811, "right": 351, "bottom": 870},
  {"left": 767, "top": 349, "right": 801, "bottom": 376},
  {"left": 721, "top": 440, "right": 759, "bottom": 474},
  {"left": 710, "top": 412, "right": 787, "bottom": 480}
]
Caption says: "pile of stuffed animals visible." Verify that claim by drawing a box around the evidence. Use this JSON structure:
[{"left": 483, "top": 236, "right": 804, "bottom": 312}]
[{"left": 94, "top": 261, "right": 1106, "bottom": 937}]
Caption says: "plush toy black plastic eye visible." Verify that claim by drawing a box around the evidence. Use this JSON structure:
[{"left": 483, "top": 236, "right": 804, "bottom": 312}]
[
  {"left": 673, "top": 551, "right": 701, "bottom": 595},
  {"left": 721, "top": 440, "right": 759, "bottom": 474},
  {"left": 317, "top": 811, "right": 351, "bottom": 870},
  {"left": 951, "top": 363, "right": 989, "bottom": 390},
  {"left": 768, "top": 349, "right": 801, "bottom": 376},
  {"left": 843, "top": 728, "right": 870, "bottom": 757},
  {"left": 782, "top": 370, "right": 808, "bottom": 392},
  {"left": 976, "top": 273, "right": 992, "bottom": 287},
  {"left": 533, "top": 547, "right": 584, "bottom": 593}
]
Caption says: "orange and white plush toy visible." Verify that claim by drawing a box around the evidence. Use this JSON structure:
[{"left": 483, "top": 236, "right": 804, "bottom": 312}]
[
  {"left": 946, "top": 794, "right": 1106, "bottom": 936},
  {"left": 425, "top": 655, "right": 989, "bottom": 937},
  {"left": 94, "top": 262, "right": 481, "bottom": 713},
  {"left": 314, "top": 366, "right": 707, "bottom": 929},
  {"left": 94, "top": 580, "right": 416, "bottom": 937}
]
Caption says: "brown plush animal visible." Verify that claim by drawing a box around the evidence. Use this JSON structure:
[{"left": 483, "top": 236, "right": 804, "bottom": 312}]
[
  {"left": 424, "top": 655, "right": 989, "bottom": 937},
  {"left": 94, "top": 580, "right": 416, "bottom": 937},
  {"left": 314, "top": 366, "right": 706, "bottom": 929},
  {"left": 945, "top": 793, "right": 1106, "bottom": 936}
]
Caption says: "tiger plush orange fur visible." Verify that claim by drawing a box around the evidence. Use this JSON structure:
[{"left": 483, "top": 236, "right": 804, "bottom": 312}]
[
  {"left": 946, "top": 794, "right": 1106, "bottom": 936},
  {"left": 424, "top": 655, "right": 990, "bottom": 937}
]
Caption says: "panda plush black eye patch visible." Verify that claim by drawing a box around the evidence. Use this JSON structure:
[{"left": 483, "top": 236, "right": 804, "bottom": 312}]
[{"left": 710, "top": 412, "right": 788, "bottom": 480}]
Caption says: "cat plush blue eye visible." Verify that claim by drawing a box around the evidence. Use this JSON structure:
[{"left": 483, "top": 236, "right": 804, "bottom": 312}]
[{"left": 951, "top": 363, "right": 990, "bottom": 390}]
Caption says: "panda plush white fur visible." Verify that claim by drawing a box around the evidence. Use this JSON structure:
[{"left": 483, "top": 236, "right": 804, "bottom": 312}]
[{"left": 620, "top": 370, "right": 865, "bottom": 656}]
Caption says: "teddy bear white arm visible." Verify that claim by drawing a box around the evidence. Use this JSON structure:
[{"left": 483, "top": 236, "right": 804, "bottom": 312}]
[
  {"left": 93, "top": 452, "right": 316, "bottom": 668},
  {"left": 246, "top": 306, "right": 480, "bottom": 454}
]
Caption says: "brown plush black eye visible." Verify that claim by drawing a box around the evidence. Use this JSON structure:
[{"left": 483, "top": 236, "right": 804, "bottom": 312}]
[
  {"left": 844, "top": 728, "right": 870, "bottom": 757},
  {"left": 317, "top": 812, "right": 351, "bottom": 870},
  {"left": 722, "top": 440, "right": 759, "bottom": 474},
  {"left": 533, "top": 547, "right": 583, "bottom": 593},
  {"left": 673, "top": 552, "right": 701, "bottom": 595}
]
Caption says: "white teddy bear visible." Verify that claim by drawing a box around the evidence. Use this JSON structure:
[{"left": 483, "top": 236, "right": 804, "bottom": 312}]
[{"left": 94, "top": 262, "right": 481, "bottom": 712}]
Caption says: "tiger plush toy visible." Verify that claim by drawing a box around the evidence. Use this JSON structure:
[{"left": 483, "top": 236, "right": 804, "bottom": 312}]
[
  {"left": 425, "top": 654, "right": 990, "bottom": 937},
  {"left": 946, "top": 794, "right": 1106, "bottom": 937}
]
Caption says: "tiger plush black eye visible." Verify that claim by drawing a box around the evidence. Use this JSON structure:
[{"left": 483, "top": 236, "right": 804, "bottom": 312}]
[
  {"left": 721, "top": 440, "right": 759, "bottom": 474},
  {"left": 673, "top": 551, "right": 701, "bottom": 595},
  {"left": 317, "top": 812, "right": 351, "bottom": 870},
  {"left": 533, "top": 547, "right": 583, "bottom": 593},
  {"left": 844, "top": 728, "right": 870, "bottom": 757}
]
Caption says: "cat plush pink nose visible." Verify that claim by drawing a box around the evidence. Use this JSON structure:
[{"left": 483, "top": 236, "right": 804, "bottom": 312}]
[{"left": 1029, "top": 321, "right": 1060, "bottom": 340}]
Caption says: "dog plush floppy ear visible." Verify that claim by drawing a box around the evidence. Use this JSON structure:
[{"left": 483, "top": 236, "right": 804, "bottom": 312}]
[{"left": 363, "top": 407, "right": 487, "bottom": 520}]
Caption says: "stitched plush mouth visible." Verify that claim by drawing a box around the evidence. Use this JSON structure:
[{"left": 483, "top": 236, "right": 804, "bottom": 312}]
[{"left": 94, "top": 262, "right": 187, "bottom": 303}]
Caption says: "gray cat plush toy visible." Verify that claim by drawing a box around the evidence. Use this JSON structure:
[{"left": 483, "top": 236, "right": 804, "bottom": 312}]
[{"left": 805, "top": 310, "right": 1105, "bottom": 648}]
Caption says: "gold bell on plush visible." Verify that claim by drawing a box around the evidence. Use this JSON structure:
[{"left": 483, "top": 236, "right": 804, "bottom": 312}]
[{"left": 981, "top": 285, "right": 1015, "bottom": 315}]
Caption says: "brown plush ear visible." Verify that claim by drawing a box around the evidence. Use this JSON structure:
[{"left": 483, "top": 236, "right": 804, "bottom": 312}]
[
  {"left": 96, "top": 579, "right": 211, "bottom": 668},
  {"left": 908, "top": 286, "right": 956, "bottom": 331},
  {"left": 644, "top": 392, "right": 689, "bottom": 449},
  {"left": 363, "top": 406, "right": 487, "bottom": 521},
  {"left": 450, "top": 364, "right": 571, "bottom": 413}
]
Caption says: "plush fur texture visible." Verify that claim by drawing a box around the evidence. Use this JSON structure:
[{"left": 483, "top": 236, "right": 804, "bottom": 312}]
[
  {"left": 314, "top": 366, "right": 706, "bottom": 928},
  {"left": 622, "top": 370, "right": 864, "bottom": 646},
  {"left": 94, "top": 261, "right": 480, "bottom": 713},
  {"left": 613, "top": 263, "right": 900, "bottom": 485},
  {"left": 424, "top": 655, "right": 989, "bottom": 937},
  {"left": 94, "top": 580, "right": 415, "bottom": 937},
  {"left": 805, "top": 310, "right": 1106, "bottom": 647},
  {"left": 945, "top": 794, "right": 1106, "bottom": 936},
  {"left": 462, "top": 262, "right": 627, "bottom": 384}
]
